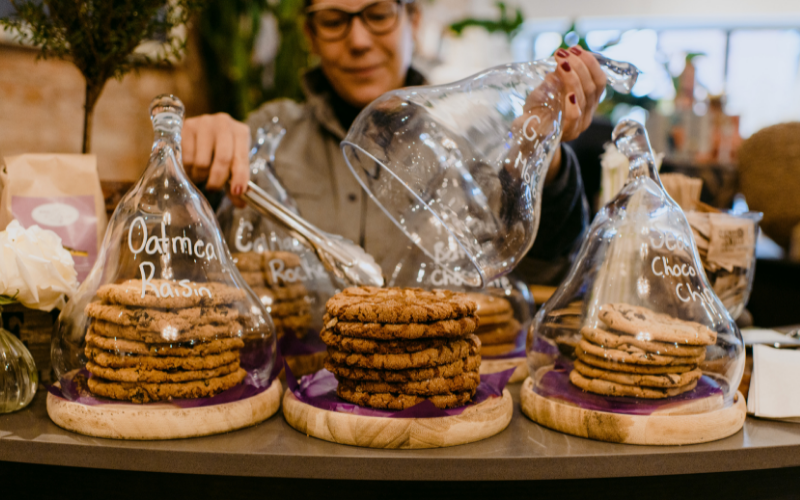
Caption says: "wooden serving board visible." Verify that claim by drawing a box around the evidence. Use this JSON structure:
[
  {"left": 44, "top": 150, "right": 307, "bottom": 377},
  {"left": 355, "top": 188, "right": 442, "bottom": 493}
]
[
  {"left": 283, "top": 388, "right": 513, "bottom": 449},
  {"left": 46, "top": 379, "right": 282, "bottom": 440},
  {"left": 520, "top": 377, "right": 746, "bottom": 445},
  {"left": 480, "top": 357, "right": 528, "bottom": 383}
]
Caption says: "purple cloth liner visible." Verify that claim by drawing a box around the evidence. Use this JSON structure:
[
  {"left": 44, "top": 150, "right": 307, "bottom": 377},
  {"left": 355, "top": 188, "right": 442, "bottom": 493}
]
[
  {"left": 285, "top": 361, "right": 515, "bottom": 419},
  {"left": 278, "top": 327, "right": 327, "bottom": 357},
  {"left": 534, "top": 359, "right": 726, "bottom": 416},
  {"left": 531, "top": 335, "right": 560, "bottom": 357}
]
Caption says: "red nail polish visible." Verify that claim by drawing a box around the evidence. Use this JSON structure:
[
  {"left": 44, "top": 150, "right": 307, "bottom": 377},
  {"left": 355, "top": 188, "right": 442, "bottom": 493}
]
[
  {"left": 233, "top": 185, "right": 242, "bottom": 196},
  {"left": 561, "top": 61, "right": 571, "bottom": 72},
  {"left": 570, "top": 47, "right": 582, "bottom": 56},
  {"left": 556, "top": 49, "right": 569, "bottom": 58},
  {"left": 569, "top": 94, "right": 576, "bottom": 104}
]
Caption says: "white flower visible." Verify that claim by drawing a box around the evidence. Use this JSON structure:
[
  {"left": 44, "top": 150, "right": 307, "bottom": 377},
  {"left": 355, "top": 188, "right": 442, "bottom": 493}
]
[{"left": 0, "top": 220, "right": 78, "bottom": 311}]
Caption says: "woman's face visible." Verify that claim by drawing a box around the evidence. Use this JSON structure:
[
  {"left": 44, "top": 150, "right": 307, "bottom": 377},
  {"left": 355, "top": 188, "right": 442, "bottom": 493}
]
[{"left": 306, "top": 0, "right": 419, "bottom": 108}]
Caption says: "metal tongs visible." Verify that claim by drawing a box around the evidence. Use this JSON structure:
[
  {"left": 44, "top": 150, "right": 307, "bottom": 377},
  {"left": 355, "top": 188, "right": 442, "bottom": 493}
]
[{"left": 242, "top": 181, "right": 385, "bottom": 287}]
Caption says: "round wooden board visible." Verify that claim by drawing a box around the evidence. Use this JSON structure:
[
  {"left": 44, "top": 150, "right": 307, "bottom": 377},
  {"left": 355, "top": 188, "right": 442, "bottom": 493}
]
[
  {"left": 480, "top": 357, "right": 528, "bottom": 383},
  {"left": 47, "top": 379, "right": 282, "bottom": 440},
  {"left": 283, "top": 388, "right": 513, "bottom": 449},
  {"left": 519, "top": 377, "right": 746, "bottom": 445}
]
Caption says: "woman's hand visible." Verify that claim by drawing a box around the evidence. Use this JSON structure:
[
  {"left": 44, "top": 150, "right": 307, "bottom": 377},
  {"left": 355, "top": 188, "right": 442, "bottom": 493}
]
[
  {"left": 555, "top": 47, "right": 606, "bottom": 142},
  {"left": 546, "top": 47, "right": 607, "bottom": 183},
  {"left": 182, "top": 113, "right": 251, "bottom": 206}
]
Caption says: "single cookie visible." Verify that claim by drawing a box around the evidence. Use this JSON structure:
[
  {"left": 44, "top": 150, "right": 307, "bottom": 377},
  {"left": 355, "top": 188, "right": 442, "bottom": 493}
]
[
  {"left": 320, "top": 329, "right": 451, "bottom": 354},
  {"left": 324, "top": 355, "right": 481, "bottom": 382},
  {"left": 573, "top": 359, "right": 703, "bottom": 388},
  {"left": 85, "top": 331, "right": 245, "bottom": 357},
  {"left": 327, "top": 336, "right": 478, "bottom": 370},
  {"left": 581, "top": 326, "right": 706, "bottom": 358},
  {"left": 324, "top": 314, "right": 478, "bottom": 340},
  {"left": 87, "top": 368, "right": 247, "bottom": 403},
  {"left": 284, "top": 351, "right": 327, "bottom": 377},
  {"left": 85, "top": 345, "right": 240, "bottom": 371},
  {"left": 85, "top": 302, "right": 239, "bottom": 332},
  {"left": 466, "top": 292, "right": 512, "bottom": 317},
  {"left": 252, "top": 283, "right": 308, "bottom": 303},
  {"left": 478, "top": 310, "right": 515, "bottom": 327},
  {"left": 338, "top": 370, "right": 480, "bottom": 396},
  {"left": 598, "top": 303, "right": 717, "bottom": 346},
  {"left": 240, "top": 271, "right": 266, "bottom": 288},
  {"left": 231, "top": 252, "right": 263, "bottom": 272},
  {"left": 481, "top": 343, "right": 517, "bottom": 357},
  {"left": 261, "top": 250, "right": 303, "bottom": 269},
  {"left": 476, "top": 319, "right": 521, "bottom": 345},
  {"left": 575, "top": 348, "right": 698, "bottom": 374},
  {"left": 263, "top": 268, "right": 305, "bottom": 288},
  {"left": 326, "top": 286, "right": 477, "bottom": 323},
  {"left": 273, "top": 313, "right": 312, "bottom": 333},
  {"left": 578, "top": 339, "right": 705, "bottom": 366},
  {"left": 569, "top": 369, "right": 698, "bottom": 399},
  {"left": 97, "top": 280, "right": 246, "bottom": 308},
  {"left": 86, "top": 360, "right": 240, "bottom": 383},
  {"left": 267, "top": 298, "right": 310, "bottom": 318},
  {"left": 336, "top": 384, "right": 476, "bottom": 410},
  {"left": 91, "top": 320, "right": 242, "bottom": 344}
]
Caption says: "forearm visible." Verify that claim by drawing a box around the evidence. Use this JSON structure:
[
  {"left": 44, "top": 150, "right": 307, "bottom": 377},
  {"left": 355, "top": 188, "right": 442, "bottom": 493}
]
[
  {"left": 527, "top": 143, "right": 588, "bottom": 260},
  {"left": 546, "top": 145, "right": 562, "bottom": 185}
]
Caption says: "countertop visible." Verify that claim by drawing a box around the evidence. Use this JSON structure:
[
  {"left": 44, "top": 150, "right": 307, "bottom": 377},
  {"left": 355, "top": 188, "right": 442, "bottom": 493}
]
[{"left": 2, "top": 383, "right": 800, "bottom": 481}]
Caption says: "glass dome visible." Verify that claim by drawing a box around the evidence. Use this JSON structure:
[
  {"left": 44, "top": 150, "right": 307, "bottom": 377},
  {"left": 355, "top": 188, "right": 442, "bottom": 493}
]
[
  {"left": 217, "top": 118, "right": 337, "bottom": 374},
  {"left": 385, "top": 241, "right": 534, "bottom": 362},
  {"left": 526, "top": 120, "right": 744, "bottom": 414},
  {"left": 342, "top": 55, "right": 639, "bottom": 288},
  {"left": 51, "top": 95, "right": 276, "bottom": 403}
]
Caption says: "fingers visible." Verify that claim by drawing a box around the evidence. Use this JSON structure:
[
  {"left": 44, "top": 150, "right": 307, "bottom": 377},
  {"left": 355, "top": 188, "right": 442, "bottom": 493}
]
[
  {"left": 207, "top": 127, "right": 234, "bottom": 190},
  {"left": 229, "top": 122, "right": 251, "bottom": 198},
  {"left": 565, "top": 48, "right": 599, "bottom": 132},
  {"left": 192, "top": 115, "right": 215, "bottom": 184},
  {"left": 183, "top": 118, "right": 197, "bottom": 167},
  {"left": 555, "top": 48, "right": 585, "bottom": 142},
  {"left": 577, "top": 48, "right": 608, "bottom": 102},
  {"left": 180, "top": 113, "right": 251, "bottom": 192}
]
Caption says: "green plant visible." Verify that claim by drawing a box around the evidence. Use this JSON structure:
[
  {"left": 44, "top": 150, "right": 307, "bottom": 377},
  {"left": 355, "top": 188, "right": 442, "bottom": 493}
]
[
  {"left": 198, "top": 0, "right": 310, "bottom": 121},
  {"left": 1, "top": 0, "right": 202, "bottom": 153},
  {"left": 449, "top": 2, "right": 523, "bottom": 40}
]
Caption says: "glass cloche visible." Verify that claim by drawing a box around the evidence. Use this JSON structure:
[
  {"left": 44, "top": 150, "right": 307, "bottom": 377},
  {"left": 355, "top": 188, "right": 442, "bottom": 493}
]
[
  {"left": 51, "top": 95, "right": 276, "bottom": 404},
  {"left": 342, "top": 54, "right": 639, "bottom": 287},
  {"left": 526, "top": 120, "right": 744, "bottom": 415},
  {"left": 386, "top": 241, "right": 534, "bottom": 366},
  {"left": 217, "top": 117, "right": 337, "bottom": 376}
]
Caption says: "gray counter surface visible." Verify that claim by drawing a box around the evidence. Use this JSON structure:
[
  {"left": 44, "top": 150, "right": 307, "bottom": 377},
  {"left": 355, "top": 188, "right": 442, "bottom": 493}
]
[{"left": 2, "top": 384, "right": 800, "bottom": 481}]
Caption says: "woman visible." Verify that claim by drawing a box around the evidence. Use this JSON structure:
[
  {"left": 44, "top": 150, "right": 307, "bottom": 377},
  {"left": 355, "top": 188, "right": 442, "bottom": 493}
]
[{"left": 185, "top": 0, "right": 606, "bottom": 279}]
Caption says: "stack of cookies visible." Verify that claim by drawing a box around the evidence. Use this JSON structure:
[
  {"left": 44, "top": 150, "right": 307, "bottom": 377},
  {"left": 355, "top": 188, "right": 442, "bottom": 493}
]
[
  {"left": 467, "top": 293, "right": 521, "bottom": 357},
  {"left": 570, "top": 303, "right": 715, "bottom": 399},
  {"left": 83, "top": 279, "right": 248, "bottom": 403},
  {"left": 321, "top": 287, "right": 482, "bottom": 410},
  {"left": 232, "top": 251, "right": 311, "bottom": 338}
]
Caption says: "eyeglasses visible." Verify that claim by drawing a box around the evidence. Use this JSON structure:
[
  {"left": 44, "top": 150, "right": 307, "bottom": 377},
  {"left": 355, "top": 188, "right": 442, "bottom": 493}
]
[{"left": 306, "top": 0, "right": 411, "bottom": 42}]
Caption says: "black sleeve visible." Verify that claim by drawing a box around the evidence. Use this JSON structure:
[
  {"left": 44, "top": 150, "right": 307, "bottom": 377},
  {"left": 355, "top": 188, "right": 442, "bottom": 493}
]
[{"left": 526, "top": 143, "right": 589, "bottom": 260}]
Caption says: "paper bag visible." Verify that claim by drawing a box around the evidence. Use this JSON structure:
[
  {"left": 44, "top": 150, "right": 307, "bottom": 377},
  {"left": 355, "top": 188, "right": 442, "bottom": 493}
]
[{"left": 0, "top": 154, "right": 108, "bottom": 282}]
